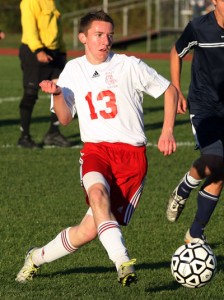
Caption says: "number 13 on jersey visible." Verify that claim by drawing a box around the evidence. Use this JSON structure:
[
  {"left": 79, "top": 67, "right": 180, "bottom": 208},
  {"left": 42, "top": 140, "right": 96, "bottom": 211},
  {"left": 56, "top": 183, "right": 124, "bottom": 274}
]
[{"left": 85, "top": 90, "right": 118, "bottom": 120}]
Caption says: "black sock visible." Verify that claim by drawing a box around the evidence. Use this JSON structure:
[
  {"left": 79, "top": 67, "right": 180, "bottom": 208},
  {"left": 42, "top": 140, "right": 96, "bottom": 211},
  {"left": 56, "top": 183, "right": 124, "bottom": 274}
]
[
  {"left": 20, "top": 107, "right": 33, "bottom": 136},
  {"left": 190, "top": 189, "right": 219, "bottom": 238},
  {"left": 48, "top": 113, "right": 60, "bottom": 134}
]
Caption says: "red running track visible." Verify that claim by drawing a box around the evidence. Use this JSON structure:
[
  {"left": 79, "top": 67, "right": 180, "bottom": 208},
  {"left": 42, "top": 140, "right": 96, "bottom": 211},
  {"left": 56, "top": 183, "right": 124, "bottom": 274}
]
[{"left": 0, "top": 48, "right": 192, "bottom": 61}]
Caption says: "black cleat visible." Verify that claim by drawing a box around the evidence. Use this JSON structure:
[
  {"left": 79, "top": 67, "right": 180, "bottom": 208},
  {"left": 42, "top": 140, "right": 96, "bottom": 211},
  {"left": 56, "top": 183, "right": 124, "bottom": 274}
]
[
  {"left": 43, "top": 132, "right": 71, "bottom": 147},
  {"left": 17, "top": 135, "right": 39, "bottom": 149}
]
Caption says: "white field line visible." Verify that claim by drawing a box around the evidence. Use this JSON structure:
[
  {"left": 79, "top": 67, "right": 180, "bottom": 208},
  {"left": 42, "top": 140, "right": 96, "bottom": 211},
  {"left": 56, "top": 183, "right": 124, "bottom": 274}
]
[
  {"left": 0, "top": 96, "right": 20, "bottom": 103},
  {"left": 0, "top": 95, "right": 48, "bottom": 104},
  {"left": 0, "top": 91, "right": 190, "bottom": 104}
]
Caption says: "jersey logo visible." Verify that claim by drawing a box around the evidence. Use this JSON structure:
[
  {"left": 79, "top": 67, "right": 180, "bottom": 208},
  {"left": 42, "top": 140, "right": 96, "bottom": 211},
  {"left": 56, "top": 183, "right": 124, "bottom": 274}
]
[
  {"left": 105, "top": 72, "right": 117, "bottom": 86},
  {"left": 92, "top": 71, "right": 100, "bottom": 78}
]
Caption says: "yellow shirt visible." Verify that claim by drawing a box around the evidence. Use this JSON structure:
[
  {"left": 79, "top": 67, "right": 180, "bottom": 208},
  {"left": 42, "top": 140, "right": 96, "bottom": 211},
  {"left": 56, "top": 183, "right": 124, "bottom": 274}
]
[{"left": 20, "top": 0, "right": 66, "bottom": 53}]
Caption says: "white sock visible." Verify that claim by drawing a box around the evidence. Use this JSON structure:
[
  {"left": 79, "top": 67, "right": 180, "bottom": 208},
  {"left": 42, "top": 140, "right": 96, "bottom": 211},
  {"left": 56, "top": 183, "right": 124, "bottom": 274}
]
[
  {"left": 98, "top": 221, "right": 130, "bottom": 270},
  {"left": 32, "top": 227, "right": 78, "bottom": 266},
  {"left": 186, "top": 172, "right": 202, "bottom": 186}
]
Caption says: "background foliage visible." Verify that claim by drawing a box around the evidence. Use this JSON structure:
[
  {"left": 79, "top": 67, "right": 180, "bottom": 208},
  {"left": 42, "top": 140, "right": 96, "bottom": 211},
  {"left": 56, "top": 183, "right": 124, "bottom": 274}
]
[{"left": 0, "top": 1, "right": 119, "bottom": 32}]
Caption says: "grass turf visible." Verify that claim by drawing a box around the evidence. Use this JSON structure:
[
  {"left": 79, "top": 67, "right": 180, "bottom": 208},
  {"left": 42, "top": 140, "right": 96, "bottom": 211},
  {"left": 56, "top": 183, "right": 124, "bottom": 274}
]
[{"left": 1, "top": 55, "right": 224, "bottom": 300}]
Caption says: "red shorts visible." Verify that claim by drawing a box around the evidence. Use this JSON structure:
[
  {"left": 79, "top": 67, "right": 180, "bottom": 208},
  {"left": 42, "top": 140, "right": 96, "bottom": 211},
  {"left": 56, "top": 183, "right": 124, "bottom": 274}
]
[{"left": 79, "top": 142, "right": 148, "bottom": 225}]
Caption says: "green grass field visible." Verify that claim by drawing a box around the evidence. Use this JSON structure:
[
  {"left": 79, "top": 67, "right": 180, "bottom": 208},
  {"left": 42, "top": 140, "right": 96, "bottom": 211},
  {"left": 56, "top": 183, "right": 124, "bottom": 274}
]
[{"left": 1, "top": 55, "right": 224, "bottom": 300}]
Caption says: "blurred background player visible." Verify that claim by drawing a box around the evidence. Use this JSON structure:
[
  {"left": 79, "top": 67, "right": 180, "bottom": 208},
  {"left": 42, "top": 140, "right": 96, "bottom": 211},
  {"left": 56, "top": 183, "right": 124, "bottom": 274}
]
[
  {"left": 190, "top": 0, "right": 206, "bottom": 18},
  {"left": 166, "top": 0, "right": 224, "bottom": 244},
  {"left": 18, "top": 0, "right": 71, "bottom": 148},
  {"left": 0, "top": 30, "right": 5, "bottom": 40},
  {"left": 190, "top": 0, "right": 215, "bottom": 18},
  {"left": 16, "top": 10, "right": 178, "bottom": 286}
]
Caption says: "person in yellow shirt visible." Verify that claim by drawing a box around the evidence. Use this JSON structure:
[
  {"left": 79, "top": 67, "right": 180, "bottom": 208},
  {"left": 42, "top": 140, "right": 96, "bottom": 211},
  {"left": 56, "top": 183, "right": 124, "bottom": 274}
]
[{"left": 18, "top": 0, "right": 71, "bottom": 148}]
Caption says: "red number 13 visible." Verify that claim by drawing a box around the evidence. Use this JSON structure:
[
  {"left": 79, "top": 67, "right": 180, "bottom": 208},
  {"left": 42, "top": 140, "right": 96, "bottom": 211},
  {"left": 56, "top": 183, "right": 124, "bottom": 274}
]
[{"left": 85, "top": 90, "right": 118, "bottom": 120}]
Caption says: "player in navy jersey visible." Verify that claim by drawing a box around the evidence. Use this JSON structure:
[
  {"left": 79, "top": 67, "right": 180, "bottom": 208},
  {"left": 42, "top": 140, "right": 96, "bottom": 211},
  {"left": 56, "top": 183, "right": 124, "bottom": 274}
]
[
  {"left": 15, "top": 10, "right": 178, "bottom": 286},
  {"left": 166, "top": 0, "right": 224, "bottom": 244}
]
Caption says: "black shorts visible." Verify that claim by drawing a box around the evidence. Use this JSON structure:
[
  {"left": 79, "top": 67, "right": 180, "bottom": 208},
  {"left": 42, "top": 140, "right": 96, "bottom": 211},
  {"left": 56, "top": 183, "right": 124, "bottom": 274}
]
[
  {"left": 19, "top": 43, "right": 66, "bottom": 90},
  {"left": 191, "top": 115, "right": 224, "bottom": 157}
]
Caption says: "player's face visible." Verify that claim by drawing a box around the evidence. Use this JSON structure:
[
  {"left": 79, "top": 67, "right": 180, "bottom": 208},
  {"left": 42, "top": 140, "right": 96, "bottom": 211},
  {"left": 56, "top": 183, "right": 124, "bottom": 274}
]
[
  {"left": 79, "top": 21, "right": 114, "bottom": 64},
  {"left": 213, "top": 0, "right": 224, "bottom": 24}
]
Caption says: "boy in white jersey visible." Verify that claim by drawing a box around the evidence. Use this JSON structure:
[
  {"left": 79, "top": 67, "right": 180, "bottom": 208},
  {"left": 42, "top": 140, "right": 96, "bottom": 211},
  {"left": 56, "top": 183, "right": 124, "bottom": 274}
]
[{"left": 16, "top": 10, "right": 178, "bottom": 286}]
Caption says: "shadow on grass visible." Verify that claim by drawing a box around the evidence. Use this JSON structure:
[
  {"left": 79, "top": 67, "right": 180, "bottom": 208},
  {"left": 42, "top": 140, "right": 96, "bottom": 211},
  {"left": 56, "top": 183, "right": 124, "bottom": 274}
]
[
  {"left": 0, "top": 116, "right": 82, "bottom": 146},
  {"left": 0, "top": 114, "right": 189, "bottom": 132},
  {"left": 216, "top": 255, "right": 224, "bottom": 271},
  {"left": 0, "top": 115, "right": 79, "bottom": 133},
  {"left": 38, "top": 260, "right": 182, "bottom": 293},
  {"left": 144, "top": 119, "right": 189, "bottom": 131},
  {"left": 0, "top": 116, "right": 49, "bottom": 127},
  {"left": 38, "top": 255, "right": 224, "bottom": 292},
  {"left": 145, "top": 280, "right": 181, "bottom": 293},
  {"left": 39, "top": 260, "right": 171, "bottom": 278}
]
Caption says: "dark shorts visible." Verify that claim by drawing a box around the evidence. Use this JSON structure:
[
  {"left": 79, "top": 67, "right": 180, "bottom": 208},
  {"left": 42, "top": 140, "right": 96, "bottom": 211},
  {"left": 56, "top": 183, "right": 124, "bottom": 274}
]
[
  {"left": 190, "top": 115, "right": 224, "bottom": 157},
  {"left": 19, "top": 43, "right": 66, "bottom": 91}
]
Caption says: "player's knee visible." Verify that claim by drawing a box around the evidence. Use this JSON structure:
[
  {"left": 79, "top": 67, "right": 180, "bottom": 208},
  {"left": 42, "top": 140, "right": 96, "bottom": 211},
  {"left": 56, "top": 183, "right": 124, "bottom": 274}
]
[
  {"left": 89, "top": 188, "right": 105, "bottom": 204},
  {"left": 193, "top": 158, "right": 207, "bottom": 177},
  {"left": 88, "top": 184, "right": 109, "bottom": 208},
  {"left": 195, "top": 155, "right": 224, "bottom": 178},
  {"left": 19, "top": 88, "right": 38, "bottom": 110}
]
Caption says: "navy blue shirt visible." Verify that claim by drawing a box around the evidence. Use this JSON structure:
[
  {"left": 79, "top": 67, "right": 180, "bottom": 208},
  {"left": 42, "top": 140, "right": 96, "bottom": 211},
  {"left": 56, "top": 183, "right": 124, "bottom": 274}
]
[{"left": 175, "top": 11, "right": 224, "bottom": 117}]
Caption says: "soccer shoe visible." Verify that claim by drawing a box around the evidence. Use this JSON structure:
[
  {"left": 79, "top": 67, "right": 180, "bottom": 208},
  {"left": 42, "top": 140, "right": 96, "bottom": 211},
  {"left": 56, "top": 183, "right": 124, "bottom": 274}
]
[
  {"left": 166, "top": 186, "right": 187, "bottom": 222},
  {"left": 43, "top": 132, "right": 71, "bottom": 147},
  {"left": 15, "top": 247, "right": 40, "bottom": 283},
  {"left": 117, "top": 259, "right": 137, "bottom": 287},
  {"left": 17, "top": 135, "right": 39, "bottom": 149},
  {"left": 184, "top": 229, "right": 208, "bottom": 245}
]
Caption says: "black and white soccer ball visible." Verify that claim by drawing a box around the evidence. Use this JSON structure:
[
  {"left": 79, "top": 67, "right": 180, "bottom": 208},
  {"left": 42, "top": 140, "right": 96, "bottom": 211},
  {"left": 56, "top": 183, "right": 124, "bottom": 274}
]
[{"left": 171, "top": 243, "right": 217, "bottom": 288}]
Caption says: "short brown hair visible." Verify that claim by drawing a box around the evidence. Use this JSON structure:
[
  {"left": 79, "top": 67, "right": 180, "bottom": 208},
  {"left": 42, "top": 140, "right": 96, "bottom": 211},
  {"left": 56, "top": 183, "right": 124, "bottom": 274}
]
[{"left": 79, "top": 10, "right": 114, "bottom": 33}]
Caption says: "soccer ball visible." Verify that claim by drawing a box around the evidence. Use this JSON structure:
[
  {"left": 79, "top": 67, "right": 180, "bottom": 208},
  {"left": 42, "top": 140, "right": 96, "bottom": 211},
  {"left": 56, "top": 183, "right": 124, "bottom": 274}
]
[{"left": 171, "top": 243, "right": 217, "bottom": 288}]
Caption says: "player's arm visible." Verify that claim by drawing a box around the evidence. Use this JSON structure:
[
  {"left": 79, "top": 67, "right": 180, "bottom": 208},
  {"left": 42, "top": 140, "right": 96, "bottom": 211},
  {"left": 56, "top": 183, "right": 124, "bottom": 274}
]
[
  {"left": 39, "top": 80, "right": 73, "bottom": 125},
  {"left": 170, "top": 45, "right": 187, "bottom": 114},
  {"left": 157, "top": 83, "right": 178, "bottom": 156}
]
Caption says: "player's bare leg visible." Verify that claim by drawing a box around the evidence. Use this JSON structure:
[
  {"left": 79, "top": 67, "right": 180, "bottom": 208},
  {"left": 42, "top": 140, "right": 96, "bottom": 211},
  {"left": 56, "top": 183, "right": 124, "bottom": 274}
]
[
  {"left": 15, "top": 214, "right": 97, "bottom": 283},
  {"left": 87, "top": 183, "right": 137, "bottom": 286},
  {"left": 16, "top": 197, "right": 136, "bottom": 286}
]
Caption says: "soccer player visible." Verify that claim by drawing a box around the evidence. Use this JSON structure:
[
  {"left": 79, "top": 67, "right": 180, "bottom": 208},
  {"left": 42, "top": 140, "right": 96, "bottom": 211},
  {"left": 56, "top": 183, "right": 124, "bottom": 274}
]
[
  {"left": 0, "top": 30, "right": 5, "bottom": 40},
  {"left": 16, "top": 10, "right": 178, "bottom": 286},
  {"left": 166, "top": 0, "right": 224, "bottom": 244}
]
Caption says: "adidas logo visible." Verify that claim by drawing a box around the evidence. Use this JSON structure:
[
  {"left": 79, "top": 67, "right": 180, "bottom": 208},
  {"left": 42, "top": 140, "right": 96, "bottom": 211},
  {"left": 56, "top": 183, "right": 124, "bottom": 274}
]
[{"left": 92, "top": 71, "right": 100, "bottom": 78}]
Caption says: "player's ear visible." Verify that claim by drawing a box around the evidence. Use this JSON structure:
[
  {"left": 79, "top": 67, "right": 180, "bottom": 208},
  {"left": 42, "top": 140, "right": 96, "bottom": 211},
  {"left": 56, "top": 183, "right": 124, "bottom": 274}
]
[{"left": 78, "top": 33, "right": 86, "bottom": 44}]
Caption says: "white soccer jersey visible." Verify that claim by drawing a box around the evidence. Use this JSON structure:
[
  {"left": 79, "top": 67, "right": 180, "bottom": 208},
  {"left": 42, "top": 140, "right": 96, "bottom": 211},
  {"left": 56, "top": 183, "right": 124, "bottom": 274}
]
[{"left": 51, "top": 53, "right": 170, "bottom": 146}]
